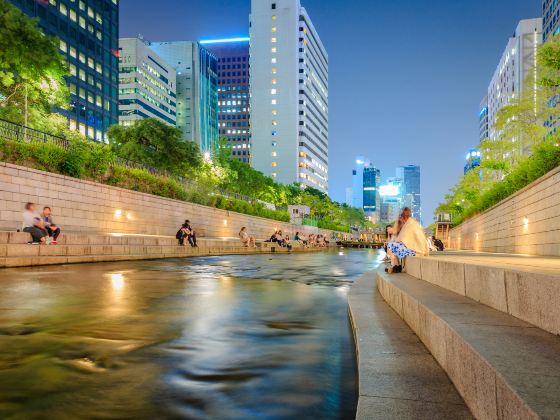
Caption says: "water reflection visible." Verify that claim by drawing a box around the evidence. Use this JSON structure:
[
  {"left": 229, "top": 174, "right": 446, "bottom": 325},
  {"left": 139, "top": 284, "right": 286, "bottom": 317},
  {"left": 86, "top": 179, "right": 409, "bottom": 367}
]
[{"left": 0, "top": 250, "right": 379, "bottom": 419}]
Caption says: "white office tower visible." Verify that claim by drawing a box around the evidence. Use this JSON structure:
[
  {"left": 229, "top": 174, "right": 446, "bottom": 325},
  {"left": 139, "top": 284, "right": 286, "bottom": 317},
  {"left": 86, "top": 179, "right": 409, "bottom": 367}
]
[
  {"left": 250, "top": 0, "right": 329, "bottom": 192},
  {"left": 118, "top": 38, "right": 177, "bottom": 127},
  {"left": 487, "top": 18, "right": 542, "bottom": 141}
]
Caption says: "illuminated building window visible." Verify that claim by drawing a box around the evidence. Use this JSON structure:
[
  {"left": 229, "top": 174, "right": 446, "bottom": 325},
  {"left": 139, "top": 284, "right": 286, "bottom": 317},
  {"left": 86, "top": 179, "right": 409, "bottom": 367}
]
[
  {"left": 272, "top": 78, "right": 277, "bottom": 85},
  {"left": 271, "top": 99, "right": 277, "bottom": 105},
  {"left": 271, "top": 37, "right": 277, "bottom": 43},
  {"left": 271, "top": 89, "right": 277, "bottom": 95},
  {"left": 271, "top": 48, "right": 277, "bottom": 53},
  {"left": 271, "top": 172, "right": 277, "bottom": 177},
  {"left": 272, "top": 151, "right": 277, "bottom": 157},
  {"left": 271, "top": 162, "right": 277, "bottom": 167},
  {"left": 272, "top": 67, "right": 277, "bottom": 74},
  {"left": 271, "top": 57, "right": 277, "bottom": 64},
  {"left": 271, "top": 27, "right": 277, "bottom": 33},
  {"left": 272, "top": 15, "right": 277, "bottom": 21}
]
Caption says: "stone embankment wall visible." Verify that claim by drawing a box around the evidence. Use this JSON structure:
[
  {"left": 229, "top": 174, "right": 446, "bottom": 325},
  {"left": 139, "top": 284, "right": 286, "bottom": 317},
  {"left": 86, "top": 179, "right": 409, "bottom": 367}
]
[
  {"left": 449, "top": 166, "right": 560, "bottom": 256},
  {"left": 0, "top": 163, "right": 346, "bottom": 240}
]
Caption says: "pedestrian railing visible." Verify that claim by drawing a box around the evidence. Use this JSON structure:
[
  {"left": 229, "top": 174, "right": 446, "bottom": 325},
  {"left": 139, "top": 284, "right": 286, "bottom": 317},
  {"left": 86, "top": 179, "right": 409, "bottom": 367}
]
[{"left": 0, "top": 118, "right": 275, "bottom": 209}]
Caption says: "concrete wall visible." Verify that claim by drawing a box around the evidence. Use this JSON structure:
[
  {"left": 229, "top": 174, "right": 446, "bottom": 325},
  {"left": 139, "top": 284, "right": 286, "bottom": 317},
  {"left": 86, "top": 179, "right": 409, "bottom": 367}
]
[
  {"left": 449, "top": 166, "right": 560, "bottom": 256},
  {"left": 0, "top": 163, "right": 346, "bottom": 240}
]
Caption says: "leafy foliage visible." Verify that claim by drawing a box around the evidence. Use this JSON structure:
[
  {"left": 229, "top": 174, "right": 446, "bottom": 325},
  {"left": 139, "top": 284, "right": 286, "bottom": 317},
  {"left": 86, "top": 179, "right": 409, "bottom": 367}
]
[
  {"left": 437, "top": 34, "right": 560, "bottom": 225},
  {"left": 107, "top": 119, "right": 202, "bottom": 174},
  {"left": 0, "top": 0, "right": 69, "bottom": 126}
]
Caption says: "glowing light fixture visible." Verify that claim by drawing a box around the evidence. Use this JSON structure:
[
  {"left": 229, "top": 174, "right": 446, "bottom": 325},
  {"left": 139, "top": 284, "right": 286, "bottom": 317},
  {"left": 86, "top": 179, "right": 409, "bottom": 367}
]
[{"left": 199, "top": 37, "right": 250, "bottom": 45}]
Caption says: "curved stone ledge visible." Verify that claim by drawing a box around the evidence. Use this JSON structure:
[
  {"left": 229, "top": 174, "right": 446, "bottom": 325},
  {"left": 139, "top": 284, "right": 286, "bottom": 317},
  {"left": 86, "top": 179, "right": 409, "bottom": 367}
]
[
  {"left": 377, "top": 269, "right": 560, "bottom": 419},
  {"left": 405, "top": 255, "right": 560, "bottom": 336},
  {"left": 348, "top": 272, "right": 472, "bottom": 419}
]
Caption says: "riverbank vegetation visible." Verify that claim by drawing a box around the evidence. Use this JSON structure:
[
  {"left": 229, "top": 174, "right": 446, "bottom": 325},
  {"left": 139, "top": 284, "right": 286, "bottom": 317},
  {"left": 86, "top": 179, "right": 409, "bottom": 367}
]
[{"left": 437, "top": 35, "right": 560, "bottom": 226}]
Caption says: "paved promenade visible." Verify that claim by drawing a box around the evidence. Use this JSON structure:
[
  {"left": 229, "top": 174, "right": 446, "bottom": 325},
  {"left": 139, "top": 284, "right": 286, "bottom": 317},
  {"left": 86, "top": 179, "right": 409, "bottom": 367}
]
[{"left": 348, "top": 272, "right": 472, "bottom": 419}]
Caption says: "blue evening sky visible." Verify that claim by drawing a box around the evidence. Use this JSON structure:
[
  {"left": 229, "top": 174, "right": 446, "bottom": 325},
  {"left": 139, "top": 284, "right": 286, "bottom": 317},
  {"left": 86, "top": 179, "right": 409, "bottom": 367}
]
[{"left": 120, "top": 0, "right": 541, "bottom": 222}]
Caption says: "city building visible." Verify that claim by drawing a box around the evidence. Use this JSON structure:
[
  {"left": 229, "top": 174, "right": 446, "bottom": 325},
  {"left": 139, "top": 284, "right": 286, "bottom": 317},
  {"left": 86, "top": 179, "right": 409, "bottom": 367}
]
[
  {"left": 8, "top": 0, "right": 119, "bottom": 141},
  {"left": 118, "top": 37, "right": 177, "bottom": 126},
  {"left": 543, "top": 0, "right": 560, "bottom": 40},
  {"left": 351, "top": 157, "right": 366, "bottom": 209},
  {"left": 250, "top": 0, "right": 329, "bottom": 192},
  {"left": 396, "top": 165, "right": 421, "bottom": 223},
  {"left": 151, "top": 41, "right": 219, "bottom": 153},
  {"left": 479, "top": 95, "right": 489, "bottom": 142},
  {"left": 379, "top": 178, "right": 403, "bottom": 223},
  {"left": 487, "top": 19, "right": 542, "bottom": 141},
  {"left": 464, "top": 149, "right": 481, "bottom": 174},
  {"left": 201, "top": 38, "right": 251, "bottom": 163},
  {"left": 363, "top": 165, "right": 381, "bottom": 221},
  {"left": 348, "top": 157, "right": 381, "bottom": 220}
]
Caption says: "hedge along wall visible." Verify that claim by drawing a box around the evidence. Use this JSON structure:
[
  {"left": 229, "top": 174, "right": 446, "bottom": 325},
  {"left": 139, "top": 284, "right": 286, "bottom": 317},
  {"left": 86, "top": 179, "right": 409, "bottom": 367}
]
[
  {"left": 0, "top": 163, "right": 349, "bottom": 240},
  {"left": 448, "top": 166, "right": 560, "bottom": 256}
]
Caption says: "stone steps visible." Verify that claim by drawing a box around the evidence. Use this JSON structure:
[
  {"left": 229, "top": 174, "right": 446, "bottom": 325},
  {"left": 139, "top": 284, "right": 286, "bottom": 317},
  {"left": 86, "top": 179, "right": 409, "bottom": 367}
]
[
  {"left": 0, "top": 231, "right": 317, "bottom": 268},
  {"left": 349, "top": 273, "right": 473, "bottom": 419},
  {"left": 377, "top": 269, "right": 560, "bottom": 420},
  {"left": 406, "top": 254, "right": 560, "bottom": 335}
]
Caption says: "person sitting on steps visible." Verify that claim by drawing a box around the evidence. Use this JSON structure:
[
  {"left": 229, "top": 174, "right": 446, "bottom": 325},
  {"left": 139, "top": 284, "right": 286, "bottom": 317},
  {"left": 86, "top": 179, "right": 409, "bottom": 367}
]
[
  {"left": 386, "top": 207, "right": 428, "bottom": 274},
  {"left": 176, "top": 219, "right": 198, "bottom": 247},
  {"left": 42, "top": 206, "right": 61, "bottom": 244},
  {"left": 22, "top": 202, "right": 48, "bottom": 244},
  {"left": 239, "top": 227, "right": 256, "bottom": 248}
]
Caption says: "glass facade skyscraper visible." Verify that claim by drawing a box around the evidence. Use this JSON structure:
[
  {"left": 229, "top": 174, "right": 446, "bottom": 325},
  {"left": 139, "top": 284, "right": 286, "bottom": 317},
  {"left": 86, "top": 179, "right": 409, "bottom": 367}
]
[
  {"left": 543, "top": 0, "right": 560, "bottom": 40},
  {"left": 201, "top": 38, "right": 251, "bottom": 163},
  {"left": 8, "top": 0, "right": 119, "bottom": 141},
  {"left": 151, "top": 41, "right": 219, "bottom": 153},
  {"left": 363, "top": 166, "right": 381, "bottom": 219},
  {"left": 396, "top": 165, "right": 421, "bottom": 223}
]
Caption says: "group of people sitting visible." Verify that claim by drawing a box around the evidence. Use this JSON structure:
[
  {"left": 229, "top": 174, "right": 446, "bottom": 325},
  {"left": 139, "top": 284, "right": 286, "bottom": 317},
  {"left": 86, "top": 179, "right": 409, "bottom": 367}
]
[
  {"left": 22, "top": 203, "right": 62, "bottom": 244},
  {"left": 384, "top": 207, "right": 429, "bottom": 274}
]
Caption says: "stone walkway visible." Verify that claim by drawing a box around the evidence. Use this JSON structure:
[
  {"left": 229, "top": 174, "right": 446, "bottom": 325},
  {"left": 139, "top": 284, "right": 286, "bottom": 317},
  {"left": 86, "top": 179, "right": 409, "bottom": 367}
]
[
  {"left": 434, "top": 250, "right": 560, "bottom": 275},
  {"left": 348, "top": 272, "right": 472, "bottom": 419}
]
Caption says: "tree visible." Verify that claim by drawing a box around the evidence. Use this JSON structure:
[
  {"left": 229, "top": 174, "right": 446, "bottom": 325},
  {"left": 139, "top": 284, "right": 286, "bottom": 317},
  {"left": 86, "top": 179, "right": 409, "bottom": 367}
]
[
  {"left": 107, "top": 118, "right": 202, "bottom": 174},
  {"left": 0, "top": 0, "right": 69, "bottom": 127}
]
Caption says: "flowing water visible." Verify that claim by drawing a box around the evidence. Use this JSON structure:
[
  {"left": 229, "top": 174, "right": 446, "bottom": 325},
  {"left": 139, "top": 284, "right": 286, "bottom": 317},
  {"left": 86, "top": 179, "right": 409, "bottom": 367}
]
[{"left": 0, "top": 250, "right": 381, "bottom": 419}]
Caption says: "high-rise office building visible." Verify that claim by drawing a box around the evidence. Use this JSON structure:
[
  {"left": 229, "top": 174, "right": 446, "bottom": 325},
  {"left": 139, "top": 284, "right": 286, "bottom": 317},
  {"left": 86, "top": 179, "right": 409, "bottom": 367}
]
[
  {"left": 396, "top": 165, "right": 421, "bottom": 223},
  {"left": 351, "top": 157, "right": 366, "bottom": 209},
  {"left": 250, "top": 0, "right": 329, "bottom": 192},
  {"left": 487, "top": 19, "right": 542, "bottom": 141},
  {"left": 379, "top": 178, "right": 403, "bottom": 223},
  {"left": 363, "top": 165, "right": 381, "bottom": 221},
  {"left": 543, "top": 0, "right": 560, "bottom": 40},
  {"left": 8, "top": 0, "right": 119, "bottom": 141},
  {"left": 201, "top": 38, "right": 251, "bottom": 163},
  {"left": 349, "top": 157, "right": 381, "bottom": 220},
  {"left": 151, "top": 41, "right": 219, "bottom": 153},
  {"left": 118, "top": 38, "right": 177, "bottom": 126},
  {"left": 479, "top": 95, "right": 489, "bottom": 142}
]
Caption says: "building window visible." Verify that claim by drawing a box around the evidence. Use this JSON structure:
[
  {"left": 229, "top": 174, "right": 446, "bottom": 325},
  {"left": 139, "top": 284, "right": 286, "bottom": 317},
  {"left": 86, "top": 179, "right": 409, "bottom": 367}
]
[
  {"left": 271, "top": 89, "right": 277, "bottom": 95},
  {"left": 271, "top": 37, "right": 277, "bottom": 43},
  {"left": 272, "top": 3, "right": 276, "bottom": 9},
  {"left": 272, "top": 78, "right": 277, "bottom": 85},
  {"left": 272, "top": 15, "right": 277, "bottom": 21},
  {"left": 271, "top": 47, "right": 277, "bottom": 53},
  {"left": 271, "top": 162, "right": 277, "bottom": 167},
  {"left": 272, "top": 27, "right": 277, "bottom": 33},
  {"left": 271, "top": 58, "right": 277, "bottom": 64},
  {"left": 271, "top": 99, "right": 277, "bottom": 105}
]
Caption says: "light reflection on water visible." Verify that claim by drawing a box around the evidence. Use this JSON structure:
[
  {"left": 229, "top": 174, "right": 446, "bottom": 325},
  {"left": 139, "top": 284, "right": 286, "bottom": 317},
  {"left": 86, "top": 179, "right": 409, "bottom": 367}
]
[{"left": 0, "top": 250, "right": 380, "bottom": 419}]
